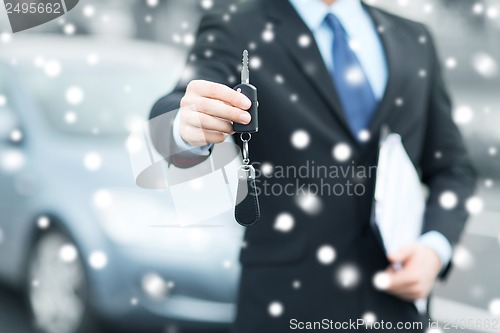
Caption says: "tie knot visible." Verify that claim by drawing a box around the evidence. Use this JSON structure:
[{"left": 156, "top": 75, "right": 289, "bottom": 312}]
[{"left": 325, "top": 13, "right": 345, "bottom": 36}]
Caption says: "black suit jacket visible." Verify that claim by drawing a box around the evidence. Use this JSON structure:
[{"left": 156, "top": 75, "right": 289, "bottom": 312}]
[{"left": 150, "top": 1, "right": 476, "bottom": 331}]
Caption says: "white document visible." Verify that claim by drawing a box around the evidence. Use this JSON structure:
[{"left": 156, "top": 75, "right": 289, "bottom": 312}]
[{"left": 373, "top": 133, "right": 425, "bottom": 255}]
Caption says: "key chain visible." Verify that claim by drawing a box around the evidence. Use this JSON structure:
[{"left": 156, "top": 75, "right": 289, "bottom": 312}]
[{"left": 233, "top": 50, "right": 260, "bottom": 226}]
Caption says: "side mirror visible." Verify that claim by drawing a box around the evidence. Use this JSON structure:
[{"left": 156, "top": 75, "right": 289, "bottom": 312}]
[{"left": 0, "top": 107, "right": 22, "bottom": 144}]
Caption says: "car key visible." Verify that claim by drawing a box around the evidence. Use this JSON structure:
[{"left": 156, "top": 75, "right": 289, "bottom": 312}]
[
  {"left": 233, "top": 50, "right": 260, "bottom": 227},
  {"left": 233, "top": 50, "right": 258, "bottom": 133}
]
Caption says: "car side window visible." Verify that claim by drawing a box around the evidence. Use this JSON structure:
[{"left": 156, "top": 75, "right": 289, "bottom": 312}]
[{"left": 0, "top": 66, "right": 21, "bottom": 142}]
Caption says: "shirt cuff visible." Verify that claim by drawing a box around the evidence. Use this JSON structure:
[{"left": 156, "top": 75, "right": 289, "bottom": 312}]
[
  {"left": 172, "top": 110, "right": 212, "bottom": 156},
  {"left": 418, "top": 231, "right": 453, "bottom": 272}
]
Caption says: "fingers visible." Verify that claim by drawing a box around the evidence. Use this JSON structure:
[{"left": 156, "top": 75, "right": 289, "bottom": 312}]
[
  {"left": 180, "top": 125, "right": 228, "bottom": 146},
  {"left": 181, "top": 109, "right": 234, "bottom": 134},
  {"left": 388, "top": 244, "right": 416, "bottom": 264},
  {"left": 184, "top": 96, "right": 251, "bottom": 124},
  {"left": 187, "top": 80, "right": 251, "bottom": 110}
]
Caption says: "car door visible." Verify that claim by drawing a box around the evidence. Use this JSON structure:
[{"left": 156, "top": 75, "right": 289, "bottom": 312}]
[{"left": 0, "top": 65, "right": 29, "bottom": 279}]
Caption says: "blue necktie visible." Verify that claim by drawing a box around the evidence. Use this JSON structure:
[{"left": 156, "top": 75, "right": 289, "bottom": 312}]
[{"left": 325, "top": 13, "right": 378, "bottom": 139}]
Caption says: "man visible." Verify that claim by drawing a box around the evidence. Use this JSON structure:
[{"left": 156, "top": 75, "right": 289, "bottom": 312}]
[{"left": 150, "top": 0, "right": 476, "bottom": 331}]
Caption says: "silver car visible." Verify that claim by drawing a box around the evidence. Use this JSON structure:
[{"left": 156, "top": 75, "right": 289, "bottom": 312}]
[{"left": 0, "top": 35, "right": 243, "bottom": 333}]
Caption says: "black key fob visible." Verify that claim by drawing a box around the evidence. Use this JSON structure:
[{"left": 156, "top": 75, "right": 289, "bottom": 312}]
[{"left": 233, "top": 83, "right": 258, "bottom": 133}]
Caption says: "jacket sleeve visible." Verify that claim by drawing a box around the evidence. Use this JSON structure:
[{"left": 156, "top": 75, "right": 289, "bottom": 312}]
[
  {"left": 419, "top": 27, "right": 477, "bottom": 278},
  {"left": 149, "top": 12, "right": 240, "bottom": 168}
]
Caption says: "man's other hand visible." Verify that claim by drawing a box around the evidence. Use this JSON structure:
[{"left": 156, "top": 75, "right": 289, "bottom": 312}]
[
  {"left": 179, "top": 80, "right": 252, "bottom": 146},
  {"left": 384, "top": 243, "right": 442, "bottom": 301}
]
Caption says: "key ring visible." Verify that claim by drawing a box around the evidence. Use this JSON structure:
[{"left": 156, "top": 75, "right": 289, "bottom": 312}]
[{"left": 240, "top": 133, "right": 251, "bottom": 165}]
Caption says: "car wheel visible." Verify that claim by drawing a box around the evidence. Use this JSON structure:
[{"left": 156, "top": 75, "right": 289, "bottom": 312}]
[{"left": 26, "top": 230, "right": 102, "bottom": 333}]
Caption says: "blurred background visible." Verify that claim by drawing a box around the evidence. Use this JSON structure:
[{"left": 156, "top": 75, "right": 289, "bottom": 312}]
[{"left": 0, "top": 0, "right": 499, "bottom": 332}]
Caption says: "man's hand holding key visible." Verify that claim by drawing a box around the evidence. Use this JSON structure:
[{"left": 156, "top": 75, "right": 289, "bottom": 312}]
[{"left": 178, "top": 80, "right": 252, "bottom": 147}]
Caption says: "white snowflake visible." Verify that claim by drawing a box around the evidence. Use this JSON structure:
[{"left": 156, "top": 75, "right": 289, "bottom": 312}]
[
  {"left": 250, "top": 56, "right": 262, "bottom": 70},
  {"left": 485, "top": 179, "right": 493, "bottom": 188},
  {"left": 423, "top": 3, "right": 433, "bottom": 13},
  {"left": 130, "top": 297, "right": 138, "bottom": 306},
  {"left": 262, "top": 29, "right": 274, "bottom": 43},
  {"left": 489, "top": 299, "right": 500, "bottom": 316},
  {"left": 183, "top": 33, "right": 195, "bottom": 46},
  {"left": 260, "top": 162, "right": 274, "bottom": 176},
  {"left": 66, "top": 86, "right": 84, "bottom": 105},
  {"left": 452, "top": 105, "right": 474, "bottom": 125},
  {"left": 292, "top": 280, "right": 301, "bottom": 289},
  {"left": 84, "top": 152, "right": 102, "bottom": 171},
  {"left": 362, "top": 312, "right": 377, "bottom": 325},
  {"left": 418, "top": 35, "right": 427, "bottom": 44},
  {"left": 398, "top": 0, "right": 409, "bottom": 7},
  {"left": 418, "top": 69, "right": 427, "bottom": 78},
  {"left": 472, "top": 53, "right": 498, "bottom": 78},
  {"left": 59, "top": 244, "right": 78, "bottom": 263},
  {"left": 65, "top": 111, "right": 77, "bottom": 124},
  {"left": 83, "top": 5, "right": 95, "bottom": 17},
  {"left": 473, "top": 3, "right": 484, "bottom": 15},
  {"left": 445, "top": 57, "right": 457, "bottom": 69},
  {"left": 268, "top": 301, "right": 284, "bottom": 317},
  {"left": 0, "top": 32, "right": 12, "bottom": 43},
  {"left": 317, "top": 245, "right": 336, "bottom": 265},
  {"left": 0, "top": 94, "right": 6, "bottom": 107},
  {"left": 34, "top": 56, "right": 45, "bottom": 67},
  {"left": 337, "top": 264, "right": 360, "bottom": 289},
  {"left": 93, "top": 189, "right": 113, "bottom": 209},
  {"left": 10, "top": 129, "right": 22, "bottom": 142},
  {"left": 298, "top": 34, "right": 311, "bottom": 48},
  {"left": 63, "top": 23, "right": 76, "bottom": 35},
  {"left": 395, "top": 98, "right": 404, "bottom": 107},
  {"left": 358, "top": 129, "right": 371, "bottom": 142},
  {"left": 87, "top": 53, "right": 99, "bottom": 65},
  {"left": 465, "top": 196, "right": 484, "bottom": 215},
  {"left": 487, "top": 6, "right": 499, "bottom": 19},
  {"left": 201, "top": 0, "right": 213, "bottom": 10},
  {"left": 291, "top": 130, "right": 310, "bottom": 150},
  {"left": 373, "top": 271, "right": 391, "bottom": 290},
  {"left": 0, "top": 228, "right": 3, "bottom": 244},
  {"left": 274, "top": 213, "right": 295, "bottom": 233},
  {"left": 332, "top": 143, "right": 351, "bottom": 162},
  {"left": 488, "top": 146, "right": 497, "bottom": 156},
  {"left": 452, "top": 245, "right": 474, "bottom": 269},
  {"left": 1, "top": 150, "right": 25, "bottom": 172},
  {"left": 147, "top": 0, "right": 159, "bottom": 7},
  {"left": 290, "top": 94, "right": 299, "bottom": 102},
  {"left": 44, "top": 59, "right": 62, "bottom": 77},
  {"left": 275, "top": 74, "right": 284, "bottom": 84},
  {"left": 296, "top": 191, "right": 322, "bottom": 215},
  {"left": 37, "top": 216, "right": 50, "bottom": 229},
  {"left": 345, "top": 66, "right": 365, "bottom": 86},
  {"left": 349, "top": 39, "right": 361, "bottom": 52},
  {"left": 89, "top": 251, "right": 108, "bottom": 270},
  {"left": 439, "top": 191, "right": 458, "bottom": 210},
  {"left": 142, "top": 273, "right": 167, "bottom": 299}
]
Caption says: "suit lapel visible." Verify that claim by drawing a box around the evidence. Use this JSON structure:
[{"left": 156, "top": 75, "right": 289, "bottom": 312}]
[
  {"left": 364, "top": 6, "right": 405, "bottom": 139},
  {"left": 264, "top": 0, "right": 356, "bottom": 143}
]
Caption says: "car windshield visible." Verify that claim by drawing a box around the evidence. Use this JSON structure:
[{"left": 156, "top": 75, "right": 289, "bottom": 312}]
[{"left": 19, "top": 60, "right": 175, "bottom": 136}]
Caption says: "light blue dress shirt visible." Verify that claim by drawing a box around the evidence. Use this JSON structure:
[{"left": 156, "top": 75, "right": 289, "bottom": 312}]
[{"left": 173, "top": 0, "right": 452, "bottom": 270}]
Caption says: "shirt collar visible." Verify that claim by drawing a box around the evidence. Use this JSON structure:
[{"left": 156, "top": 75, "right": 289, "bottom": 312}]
[{"left": 289, "top": 0, "right": 366, "bottom": 37}]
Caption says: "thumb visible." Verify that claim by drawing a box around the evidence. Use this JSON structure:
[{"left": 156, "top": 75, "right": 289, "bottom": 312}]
[{"left": 388, "top": 245, "right": 415, "bottom": 264}]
